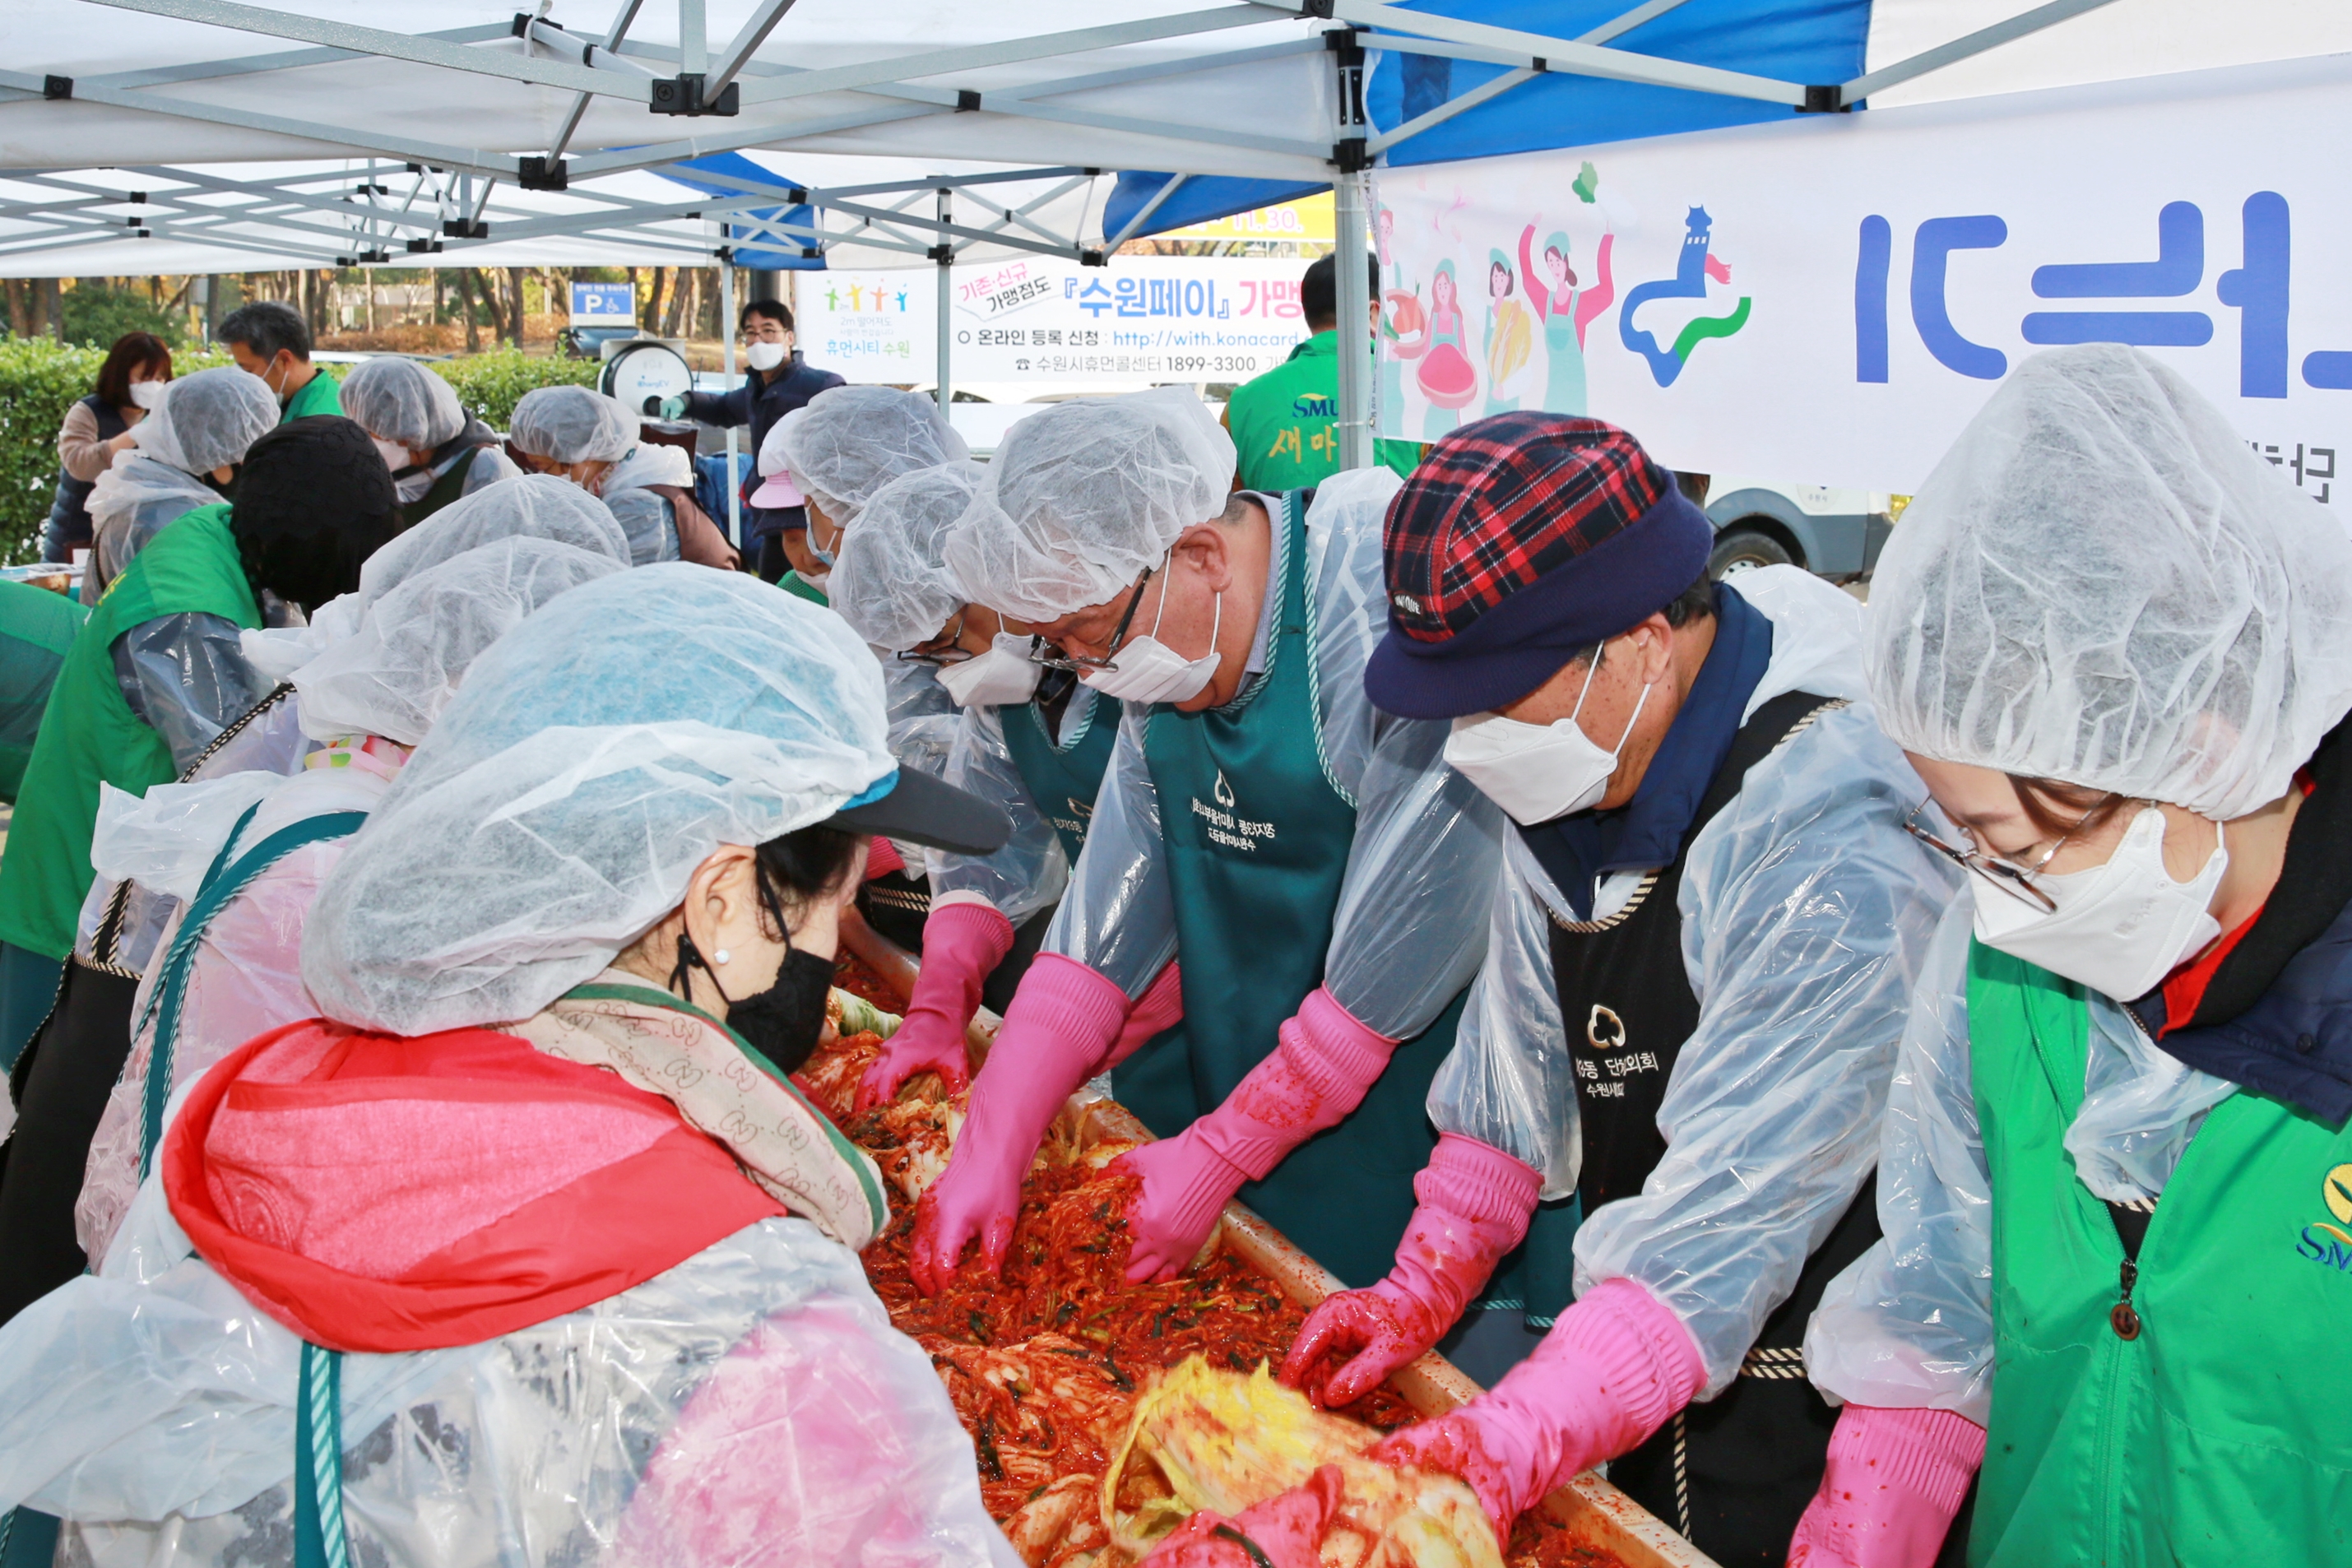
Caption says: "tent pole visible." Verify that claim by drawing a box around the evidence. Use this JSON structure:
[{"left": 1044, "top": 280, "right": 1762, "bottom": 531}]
[
  {"left": 721, "top": 253, "right": 740, "bottom": 551},
  {"left": 1334, "top": 169, "right": 1372, "bottom": 471},
  {"left": 935, "top": 185, "right": 953, "bottom": 414}
]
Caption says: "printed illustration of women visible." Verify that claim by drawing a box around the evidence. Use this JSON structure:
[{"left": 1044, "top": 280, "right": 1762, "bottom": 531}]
[
  {"left": 1416, "top": 258, "right": 1478, "bottom": 438},
  {"left": 1482, "top": 251, "right": 1534, "bottom": 417},
  {"left": 1376, "top": 207, "right": 1418, "bottom": 438},
  {"left": 1519, "top": 223, "right": 1589, "bottom": 415}
]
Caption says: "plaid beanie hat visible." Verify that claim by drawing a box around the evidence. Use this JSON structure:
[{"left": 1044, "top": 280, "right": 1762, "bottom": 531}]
[{"left": 1363, "top": 412, "right": 1712, "bottom": 719}]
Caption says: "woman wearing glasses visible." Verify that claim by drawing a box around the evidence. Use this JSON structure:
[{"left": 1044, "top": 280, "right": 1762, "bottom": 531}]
[
  {"left": 829, "top": 462, "right": 1181, "bottom": 1112},
  {"left": 1795, "top": 345, "right": 2352, "bottom": 1568}
]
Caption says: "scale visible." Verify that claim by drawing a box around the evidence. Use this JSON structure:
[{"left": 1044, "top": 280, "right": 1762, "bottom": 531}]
[{"left": 597, "top": 339, "right": 696, "bottom": 415}]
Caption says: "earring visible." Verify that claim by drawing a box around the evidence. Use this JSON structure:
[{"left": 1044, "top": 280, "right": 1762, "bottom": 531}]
[{"left": 712, "top": 948, "right": 731, "bottom": 965}]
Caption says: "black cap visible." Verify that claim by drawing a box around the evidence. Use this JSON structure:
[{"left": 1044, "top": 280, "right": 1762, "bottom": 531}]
[{"left": 825, "top": 765, "right": 1011, "bottom": 856}]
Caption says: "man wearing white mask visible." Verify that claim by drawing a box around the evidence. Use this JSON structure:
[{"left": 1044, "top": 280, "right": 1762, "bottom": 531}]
[
  {"left": 340, "top": 356, "right": 517, "bottom": 525},
  {"left": 1241, "top": 413, "right": 1957, "bottom": 1568},
  {"left": 912, "top": 390, "right": 1505, "bottom": 1305},
  {"left": 833, "top": 462, "right": 1180, "bottom": 1111}
]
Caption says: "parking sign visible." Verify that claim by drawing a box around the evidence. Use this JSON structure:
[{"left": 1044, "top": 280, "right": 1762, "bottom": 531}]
[{"left": 570, "top": 282, "right": 635, "bottom": 322}]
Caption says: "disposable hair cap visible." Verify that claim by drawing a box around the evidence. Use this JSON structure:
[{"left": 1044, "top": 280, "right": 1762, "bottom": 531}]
[
  {"left": 509, "top": 385, "right": 638, "bottom": 465},
  {"left": 771, "top": 385, "right": 968, "bottom": 524},
  {"left": 340, "top": 357, "right": 466, "bottom": 451},
  {"left": 829, "top": 461, "right": 987, "bottom": 651},
  {"left": 302, "top": 564, "right": 895, "bottom": 1034},
  {"left": 1867, "top": 344, "right": 2352, "bottom": 819},
  {"left": 944, "top": 387, "right": 1234, "bottom": 623},
  {"left": 133, "top": 366, "right": 276, "bottom": 477}
]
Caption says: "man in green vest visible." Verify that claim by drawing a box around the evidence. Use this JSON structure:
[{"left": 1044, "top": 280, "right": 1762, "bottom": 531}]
[
  {"left": 0, "top": 415, "right": 401, "bottom": 1327},
  {"left": 218, "top": 299, "right": 342, "bottom": 422},
  {"left": 1222, "top": 253, "right": 1422, "bottom": 492},
  {"left": 912, "top": 389, "right": 1505, "bottom": 1298},
  {"left": 1793, "top": 345, "right": 2352, "bottom": 1568}
]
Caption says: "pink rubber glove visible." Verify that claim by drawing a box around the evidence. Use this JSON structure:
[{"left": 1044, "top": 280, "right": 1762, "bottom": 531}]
[
  {"left": 1104, "top": 958, "right": 1184, "bottom": 1070},
  {"left": 1282, "top": 1133, "right": 1540, "bottom": 1408},
  {"left": 1116, "top": 987, "right": 1398, "bottom": 1285},
  {"left": 1786, "top": 1405, "right": 1985, "bottom": 1568},
  {"left": 1371, "top": 1276, "right": 1705, "bottom": 1540},
  {"left": 864, "top": 835, "right": 907, "bottom": 879},
  {"left": 853, "top": 902, "right": 1014, "bottom": 1112},
  {"left": 1139, "top": 1463, "right": 1343, "bottom": 1568},
  {"left": 909, "top": 953, "right": 1127, "bottom": 1294}
]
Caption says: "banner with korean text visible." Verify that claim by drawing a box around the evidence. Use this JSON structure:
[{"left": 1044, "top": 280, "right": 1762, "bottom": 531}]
[
  {"left": 799, "top": 257, "right": 1318, "bottom": 389},
  {"left": 1374, "top": 53, "right": 2352, "bottom": 505}
]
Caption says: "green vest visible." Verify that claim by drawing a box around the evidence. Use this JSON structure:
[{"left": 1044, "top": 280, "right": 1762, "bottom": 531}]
[
  {"left": 1113, "top": 491, "right": 1463, "bottom": 1287},
  {"left": 997, "top": 685, "right": 1119, "bottom": 863},
  {"left": 0, "top": 582, "right": 88, "bottom": 804},
  {"left": 1224, "top": 332, "right": 1424, "bottom": 492},
  {"left": 404, "top": 443, "right": 486, "bottom": 527},
  {"left": 0, "top": 504, "right": 261, "bottom": 959},
  {"left": 778, "top": 570, "right": 828, "bottom": 606},
  {"left": 1967, "top": 941, "right": 2352, "bottom": 1566},
  {"left": 281, "top": 368, "right": 343, "bottom": 423}
]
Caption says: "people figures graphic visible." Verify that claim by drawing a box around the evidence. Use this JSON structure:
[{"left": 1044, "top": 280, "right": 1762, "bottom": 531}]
[
  {"left": 1520, "top": 224, "right": 1593, "bottom": 415},
  {"left": 1417, "top": 258, "right": 1478, "bottom": 438},
  {"left": 1482, "top": 251, "right": 1535, "bottom": 417}
]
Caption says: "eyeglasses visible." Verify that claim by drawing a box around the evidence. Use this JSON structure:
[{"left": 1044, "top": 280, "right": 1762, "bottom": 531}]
[
  {"left": 1028, "top": 563, "right": 1154, "bottom": 674},
  {"left": 1901, "top": 799, "right": 2104, "bottom": 914},
  {"left": 896, "top": 612, "right": 976, "bottom": 667}
]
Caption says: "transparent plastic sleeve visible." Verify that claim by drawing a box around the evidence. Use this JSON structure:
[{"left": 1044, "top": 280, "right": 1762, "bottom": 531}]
[
  {"left": 111, "top": 613, "right": 271, "bottom": 774},
  {"left": 1043, "top": 703, "right": 1176, "bottom": 997},
  {"left": 928, "top": 701, "right": 1069, "bottom": 928},
  {"left": 884, "top": 656, "right": 963, "bottom": 781}
]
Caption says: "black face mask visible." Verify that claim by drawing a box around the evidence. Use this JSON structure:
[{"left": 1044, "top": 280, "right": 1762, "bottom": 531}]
[{"left": 669, "top": 932, "right": 834, "bottom": 1075}]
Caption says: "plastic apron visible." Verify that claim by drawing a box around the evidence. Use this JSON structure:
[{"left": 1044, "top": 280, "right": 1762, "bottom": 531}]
[{"left": 1114, "top": 489, "right": 1462, "bottom": 1290}]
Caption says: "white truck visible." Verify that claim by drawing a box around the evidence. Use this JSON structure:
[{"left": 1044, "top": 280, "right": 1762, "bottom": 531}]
[{"left": 1701, "top": 479, "right": 1907, "bottom": 584}]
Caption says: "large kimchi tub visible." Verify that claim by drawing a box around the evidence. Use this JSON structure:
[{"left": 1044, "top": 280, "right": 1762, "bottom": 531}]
[{"left": 827, "top": 913, "right": 1718, "bottom": 1568}]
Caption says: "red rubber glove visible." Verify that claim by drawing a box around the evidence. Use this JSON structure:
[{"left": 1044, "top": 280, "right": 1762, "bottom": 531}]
[
  {"left": 1786, "top": 1405, "right": 1985, "bottom": 1568},
  {"left": 908, "top": 953, "right": 1127, "bottom": 1294},
  {"left": 1282, "top": 1133, "right": 1541, "bottom": 1408},
  {"left": 853, "top": 902, "right": 1014, "bottom": 1112},
  {"left": 1104, "top": 958, "right": 1184, "bottom": 1070},
  {"left": 1116, "top": 987, "right": 1398, "bottom": 1285},
  {"left": 1138, "top": 1464, "right": 1344, "bottom": 1568},
  {"left": 864, "top": 835, "right": 907, "bottom": 879},
  {"left": 1371, "top": 1276, "right": 1705, "bottom": 1540}
]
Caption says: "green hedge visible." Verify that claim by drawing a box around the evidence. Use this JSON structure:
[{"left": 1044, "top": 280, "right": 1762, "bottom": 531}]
[{"left": 0, "top": 340, "right": 597, "bottom": 565}]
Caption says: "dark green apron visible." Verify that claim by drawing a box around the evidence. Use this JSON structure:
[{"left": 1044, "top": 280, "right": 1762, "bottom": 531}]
[
  {"left": 401, "top": 443, "right": 485, "bottom": 529},
  {"left": 1114, "top": 489, "right": 1461, "bottom": 1289},
  {"left": 998, "top": 684, "right": 1119, "bottom": 863}
]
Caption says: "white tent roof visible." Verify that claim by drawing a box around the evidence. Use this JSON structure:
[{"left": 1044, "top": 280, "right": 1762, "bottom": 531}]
[{"left": 0, "top": 0, "right": 2345, "bottom": 276}]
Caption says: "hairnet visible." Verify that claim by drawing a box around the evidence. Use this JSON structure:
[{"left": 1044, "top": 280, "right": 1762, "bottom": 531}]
[
  {"left": 356, "top": 473, "right": 630, "bottom": 605},
  {"left": 301, "top": 564, "right": 894, "bottom": 1034},
  {"left": 944, "top": 387, "right": 1234, "bottom": 622},
  {"left": 772, "top": 385, "right": 968, "bottom": 523},
  {"left": 509, "top": 385, "right": 638, "bottom": 465},
  {"left": 132, "top": 367, "right": 276, "bottom": 477},
  {"left": 339, "top": 356, "right": 466, "bottom": 451},
  {"left": 605, "top": 440, "right": 694, "bottom": 494},
  {"left": 1867, "top": 344, "right": 2352, "bottom": 819},
  {"left": 292, "top": 537, "right": 624, "bottom": 745},
  {"left": 829, "top": 461, "right": 987, "bottom": 650}
]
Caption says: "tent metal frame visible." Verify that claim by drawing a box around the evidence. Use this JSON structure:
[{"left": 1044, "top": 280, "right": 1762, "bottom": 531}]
[{"left": 0, "top": 0, "right": 2119, "bottom": 464}]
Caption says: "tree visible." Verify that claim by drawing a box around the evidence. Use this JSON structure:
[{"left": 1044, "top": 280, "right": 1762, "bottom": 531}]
[
  {"left": 456, "top": 268, "right": 484, "bottom": 352},
  {"left": 503, "top": 267, "right": 528, "bottom": 346}
]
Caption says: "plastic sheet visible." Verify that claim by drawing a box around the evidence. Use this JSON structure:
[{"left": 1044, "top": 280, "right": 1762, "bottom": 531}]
[
  {"left": 602, "top": 486, "right": 682, "bottom": 565},
  {"left": 112, "top": 611, "right": 271, "bottom": 773},
  {"left": 83, "top": 457, "right": 220, "bottom": 603},
  {"left": 831, "top": 461, "right": 987, "bottom": 652},
  {"left": 775, "top": 386, "right": 969, "bottom": 525},
  {"left": 0, "top": 1208, "right": 1018, "bottom": 1568},
  {"left": 884, "top": 656, "right": 962, "bottom": 781},
  {"left": 927, "top": 699, "right": 1074, "bottom": 927},
  {"left": 301, "top": 565, "right": 894, "bottom": 1036},
  {"left": 508, "top": 385, "right": 636, "bottom": 464},
  {"left": 1867, "top": 344, "right": 2352, "bottom": 821},
  {"left": 339, "top": 357, "right": 466, "bottom": 451}
]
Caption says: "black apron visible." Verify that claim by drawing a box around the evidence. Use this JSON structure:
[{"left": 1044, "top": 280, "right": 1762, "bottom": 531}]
[
  {"left": 401, "top": 439, "right": 491, "bottom": 529},
  {"left": 1542, "top": 691, "right": 1884, "bottom": 1568}
]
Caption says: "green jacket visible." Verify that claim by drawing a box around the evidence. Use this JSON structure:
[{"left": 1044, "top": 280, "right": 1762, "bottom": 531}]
[
  {"left": 0, "top": 504, "right": 261, "bottom": 959},
  {"left": 1224, "top": 331, "right": 1422, "bottom": 492},
  {"left": 281, "top": 367, "right": 342, "bottom": 422},
  {"left": 778, "top": 570, "right": 828, "bottom": 607},
  {"left": 1967, "top": 941, "right": 2352, "bottom": 1566},
  {"left": 0, "top": 582, "right": 88, "bottom": 804}
]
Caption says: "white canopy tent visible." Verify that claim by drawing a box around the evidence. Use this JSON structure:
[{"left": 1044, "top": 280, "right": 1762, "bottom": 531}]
[{"left": 1, "top": 0, "right": 2345, "bottom": 463}]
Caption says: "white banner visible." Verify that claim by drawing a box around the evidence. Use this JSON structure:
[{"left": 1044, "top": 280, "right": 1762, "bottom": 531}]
[
  {"left": 1374, "top": 53, "right": 2352, "bottom": 505},
  {"left": 799, "top": 257, "right": 1318, "bottom": 388}
]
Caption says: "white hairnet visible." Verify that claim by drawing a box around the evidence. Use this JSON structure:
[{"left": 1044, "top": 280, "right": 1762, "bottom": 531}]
[
  {"left": 772, "top": 385, "right": 968, "bottom": 523},
  {"left": 829, "top": 461, "right": 987, "bottom": 651},
  {"left": 340, "top": 356, "right": 466, "bottom": 450},
  {"left": 358, "top": 473, "right": 631, "bottom": 605},
  {"left": 944, "top": 387, "right": 1234, "bottom": 623},
  {"left": 132, "top": 367, "right": 276, "bottom": 476},
  {"left": 301, "top": 564, "right": 895, "bottom": 1034},
  {"left": 605, "top": 441, "right": 695, "bottom": 494},
  {"left": 293, "top": 537, "right": 624, "bottom": 745},
  {"left": 1867, "top": 344, "right": 2352, "bottom": 819},
  {"left": 510, "top": 385, "right": 638, "bottom": 465}
]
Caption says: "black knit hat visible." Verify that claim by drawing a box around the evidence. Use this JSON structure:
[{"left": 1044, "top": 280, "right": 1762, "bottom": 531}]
[{"left": 230, "top": 415, "right": 404, "bottom": 614}]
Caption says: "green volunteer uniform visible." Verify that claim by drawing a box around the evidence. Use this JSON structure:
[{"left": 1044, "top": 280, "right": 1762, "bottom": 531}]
[
  {"left": 0, "top": 581, "right": 88, "bottom": 803},
  {"left": 1114, "top": 489, "right": 1464, "bottom": 1289},
  {"left": 280, "top": 368, "right": 342, "bottom": 423},
  {"left": 1224, "top": 331, "right": 1422, "bottom": 492},
  {"left": 0, "top": 504, "right": 260, "bottom": 962},
  {"left": 1966, "top": 942, "right": 2352, "bottom": 1566},
  {"left": 998, "top": 686, "right": 1119, "bottom": 862},
  {"left": 779, "top": 570, "right": 828, "bottom": 606}
]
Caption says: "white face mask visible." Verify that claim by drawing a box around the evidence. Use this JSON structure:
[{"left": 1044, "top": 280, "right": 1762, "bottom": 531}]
[
  {"left": 128, "top": 380, "right": 167, "bottom": 410},
  {"left": 936, "top": 633, "right": 1044, "bottom": 708},
  {"left": 745, "top": 340, "right": 787, "bottom": 371},
  {"left": 1442, "top": 645, "right": 1651, "bottom": 826},
  {"left": 1971, "top": 807, "right": 2228, "bottom": 1001},
  {"left": 371, "top": 436, "right": 418, "bottom": 475},
  {"left": 1079, "top": 568, "right": 1222, "bottom": 706}
]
